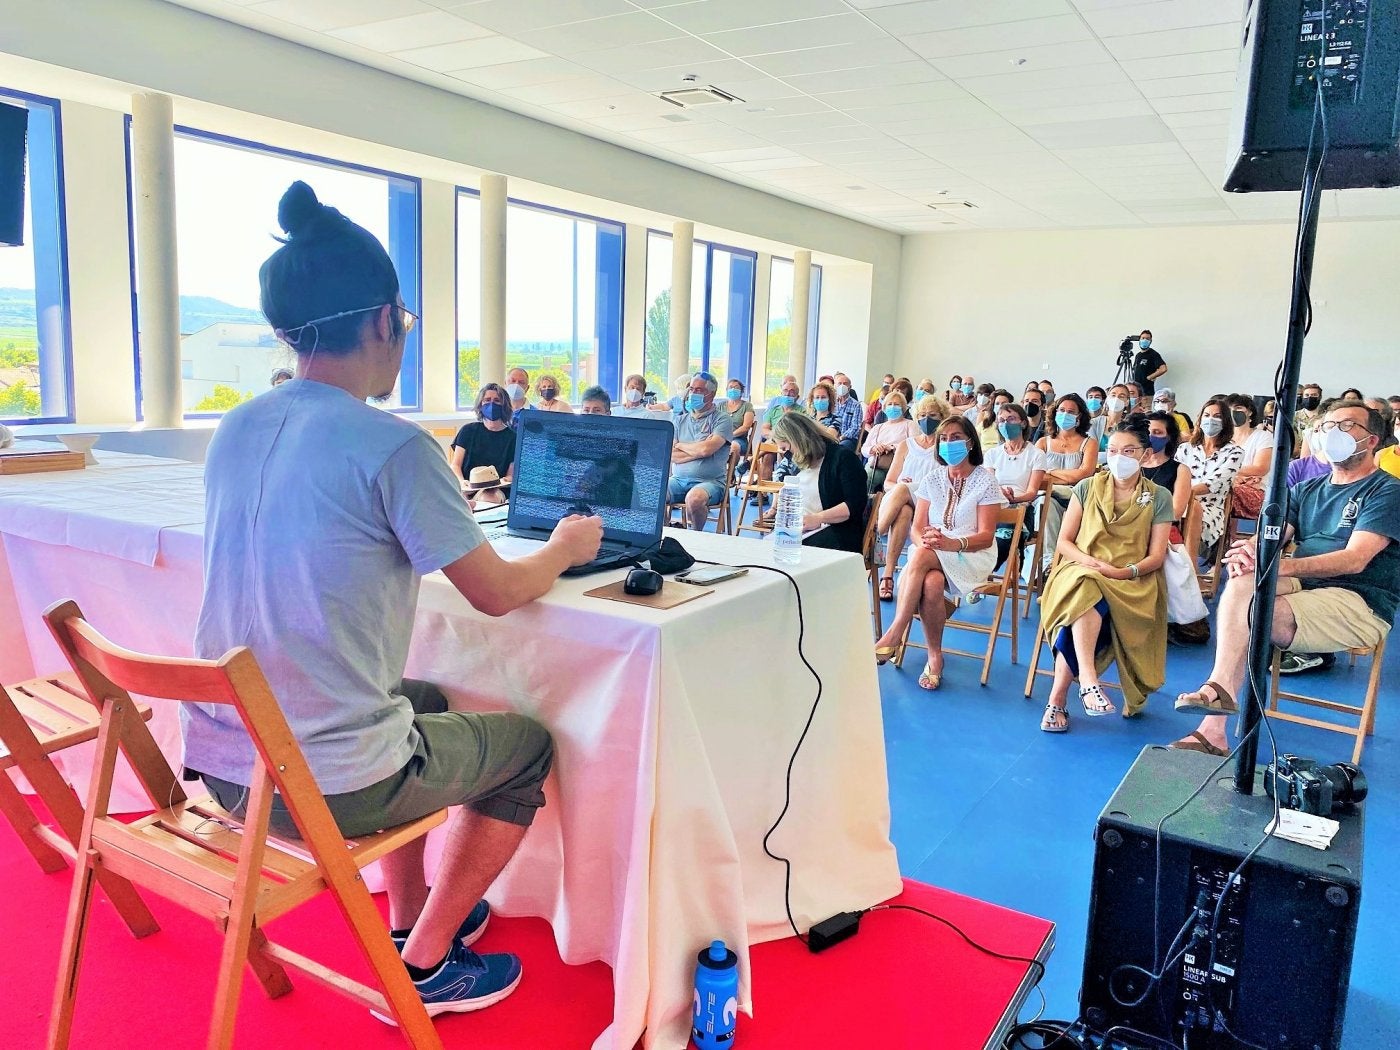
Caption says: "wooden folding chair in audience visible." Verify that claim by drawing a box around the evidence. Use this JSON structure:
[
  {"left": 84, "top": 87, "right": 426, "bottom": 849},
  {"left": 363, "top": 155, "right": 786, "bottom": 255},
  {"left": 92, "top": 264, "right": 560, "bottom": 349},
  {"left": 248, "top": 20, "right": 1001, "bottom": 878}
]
[
  {"left": 42, "top": 600, "right": 448, "bottom": 1050},
  {"left": 1195, "top": 489, "right": 1234, "bottom": 600},
  {"left": 668, "top": 442, "right": 740, "bottom": 533},
  {"left": 1021, "top": 480, "right": 1056, "bottom": 620},
  {"left": 734, "top": 440, "right": 785, "bottom": 536},
  {"left": 895, "top": 505, "right": 1025, "bottom": 686},
  {"left": 862, "top": 490, "right": 885, "bottom": 640},
  {"left": 1022, "top": 553, "right": 1123, "bottom": 701},
  {"left": 0, "top": 673, "right": 158, "bottom": 938},
  {"left": 1269, "top": 640, "right": 1387, "bottom": 764}
]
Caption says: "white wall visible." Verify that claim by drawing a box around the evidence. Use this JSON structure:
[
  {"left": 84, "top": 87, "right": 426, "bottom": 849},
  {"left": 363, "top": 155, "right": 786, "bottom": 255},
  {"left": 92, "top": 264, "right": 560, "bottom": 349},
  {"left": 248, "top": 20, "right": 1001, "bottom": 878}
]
[{"left": 894, "top": 220, "right": 1400, "bottom": 415}]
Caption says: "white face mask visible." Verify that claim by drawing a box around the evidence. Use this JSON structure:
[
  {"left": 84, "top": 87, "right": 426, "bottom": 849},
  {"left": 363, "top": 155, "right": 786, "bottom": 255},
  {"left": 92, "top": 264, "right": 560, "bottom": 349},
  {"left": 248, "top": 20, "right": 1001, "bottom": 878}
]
[
  {"left": 1107, "top": 452, "right": 1141, "bottom": 481},
  {"left": 976, "top": 393, "right": 990, "bottom": 406},
  {"left": 1106, "top": 396, "right": 1126, "bottom": 414},
  {"left": 1319, "top": 428, "right": 1362, "bottom": 464},
  {"left": 1200, "top": 416, "right": 1223, "bottom": 437},
  {"left": 624, "top": 387, "right": 642, "bottom": 403}
]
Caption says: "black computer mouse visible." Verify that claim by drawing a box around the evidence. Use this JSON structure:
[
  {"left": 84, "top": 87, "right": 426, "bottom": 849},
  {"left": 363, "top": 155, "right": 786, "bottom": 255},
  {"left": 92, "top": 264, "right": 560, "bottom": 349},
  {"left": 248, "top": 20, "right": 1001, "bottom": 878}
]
[{"left": 624, "top": 568, "right": 663, "bottom": 596}]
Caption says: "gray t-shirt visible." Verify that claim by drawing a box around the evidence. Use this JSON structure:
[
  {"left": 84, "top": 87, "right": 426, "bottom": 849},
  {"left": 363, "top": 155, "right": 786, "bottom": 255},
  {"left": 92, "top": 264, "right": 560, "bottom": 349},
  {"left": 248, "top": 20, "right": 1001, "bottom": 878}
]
[
  {"left": 672, "top": 403, "right": 734, "bottom": 481},
  {"left": 186, "top": 380, "right": 484, "bottom": 794}
]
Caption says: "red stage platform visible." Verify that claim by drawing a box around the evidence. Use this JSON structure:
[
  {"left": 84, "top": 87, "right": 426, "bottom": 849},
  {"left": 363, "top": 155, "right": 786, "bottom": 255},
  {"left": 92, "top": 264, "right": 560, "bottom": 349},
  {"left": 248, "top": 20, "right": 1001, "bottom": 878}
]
[{"left": 1, "top": 800, "right": 1053, "bottom": 1049}]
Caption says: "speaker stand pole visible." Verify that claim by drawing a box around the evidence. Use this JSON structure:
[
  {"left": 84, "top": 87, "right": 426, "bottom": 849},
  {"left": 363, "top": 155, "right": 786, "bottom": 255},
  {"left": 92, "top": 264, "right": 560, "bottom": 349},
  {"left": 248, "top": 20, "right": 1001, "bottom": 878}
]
[{"left": 1233, "top": 161, "right": 1324, "bottom": 795}]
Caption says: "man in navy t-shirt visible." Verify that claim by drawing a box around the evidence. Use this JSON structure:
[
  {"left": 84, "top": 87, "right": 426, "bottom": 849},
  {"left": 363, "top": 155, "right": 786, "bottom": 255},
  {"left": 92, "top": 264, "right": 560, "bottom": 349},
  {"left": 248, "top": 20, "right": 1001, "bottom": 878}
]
[{"left": 1171, "top": 400, "right": 1400, "bottom": 754}]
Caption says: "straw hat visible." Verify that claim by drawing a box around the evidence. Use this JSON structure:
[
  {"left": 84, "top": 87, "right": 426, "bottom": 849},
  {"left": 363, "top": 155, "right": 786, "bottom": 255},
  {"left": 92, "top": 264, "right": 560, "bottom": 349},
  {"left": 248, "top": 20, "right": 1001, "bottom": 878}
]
[{"left": 463, "top": 465, "right": 504, "bottom": 493}]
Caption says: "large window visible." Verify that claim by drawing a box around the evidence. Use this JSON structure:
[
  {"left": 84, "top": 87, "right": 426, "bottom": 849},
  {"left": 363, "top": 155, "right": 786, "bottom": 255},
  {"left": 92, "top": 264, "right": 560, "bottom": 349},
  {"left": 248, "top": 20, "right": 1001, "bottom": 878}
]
[
  {"left": 457, "top": 197, "right": 623, "bottom": 408},
  {"left": 643, "top": 231, "right": 754, "bottom": 397},
  {"left": 764, "top": 257, "right": 823, "bottom": 399},
  {"left": 0, "top": 90, "right": 71, "bottom": 424},
  {"left": 138, "top": 129, "right": 421, "bottom": 416}
]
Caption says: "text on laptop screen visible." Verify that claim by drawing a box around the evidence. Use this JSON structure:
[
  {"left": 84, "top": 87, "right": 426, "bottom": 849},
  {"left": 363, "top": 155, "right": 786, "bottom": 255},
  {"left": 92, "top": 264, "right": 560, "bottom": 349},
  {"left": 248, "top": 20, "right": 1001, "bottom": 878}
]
[{"left": 513, "top": 413, "right": 670, "bottom": 537}]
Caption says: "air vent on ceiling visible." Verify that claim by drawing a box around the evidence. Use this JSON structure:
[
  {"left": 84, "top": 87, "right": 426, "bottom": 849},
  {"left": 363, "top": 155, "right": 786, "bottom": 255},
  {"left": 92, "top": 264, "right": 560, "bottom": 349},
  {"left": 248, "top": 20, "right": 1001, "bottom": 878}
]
[
  {"left": 658, "top": 85, "right": 743, "bottom": 109},
  {"left": 927, "top": 200, "right": 978, "bottom": 211}
]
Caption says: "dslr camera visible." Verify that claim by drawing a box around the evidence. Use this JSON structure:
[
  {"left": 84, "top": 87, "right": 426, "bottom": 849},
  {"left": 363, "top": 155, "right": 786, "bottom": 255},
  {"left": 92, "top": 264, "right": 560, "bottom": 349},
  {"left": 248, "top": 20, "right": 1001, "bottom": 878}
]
[
  {"left": 1263, "top": 753, "right": 1367, "bottom": 816},
  {"left": 1117, "top": 335, "right": 1138, "bottom": 365}
]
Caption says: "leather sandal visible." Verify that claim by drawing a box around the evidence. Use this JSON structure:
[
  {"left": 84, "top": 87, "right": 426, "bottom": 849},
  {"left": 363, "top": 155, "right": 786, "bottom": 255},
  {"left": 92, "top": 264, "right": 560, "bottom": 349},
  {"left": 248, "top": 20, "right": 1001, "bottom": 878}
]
[
  {"left": 1174, "top": 680, "right": 1238, "bottom": 715},
  {"left": 1040, "top": 704, "right": 1069, "bottom": 733},
  {"left": 879, "top": 577, "right": 895, "bottom": 601},
  {"left": 918, "top": 661, "right": 942, "bottom": 691},
  {"left": 1080, "top": 684, "right": 1116, "bottom": 717},
  {"left": 1170, "top": 731, "right": 1228, "bottom": 757},
  {"left": 875, "top": 645, "right": 898, "bottom": 666}
]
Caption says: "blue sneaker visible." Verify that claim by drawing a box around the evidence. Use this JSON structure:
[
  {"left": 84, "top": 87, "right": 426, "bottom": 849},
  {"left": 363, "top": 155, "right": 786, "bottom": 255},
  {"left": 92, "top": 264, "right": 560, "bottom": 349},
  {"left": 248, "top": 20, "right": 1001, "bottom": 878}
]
[
  {"left": 390, "top": 899, "right": 491, "bottom": 951},
  {"left": 372, "top": 942, "right": 523, "bottom": 1023}
]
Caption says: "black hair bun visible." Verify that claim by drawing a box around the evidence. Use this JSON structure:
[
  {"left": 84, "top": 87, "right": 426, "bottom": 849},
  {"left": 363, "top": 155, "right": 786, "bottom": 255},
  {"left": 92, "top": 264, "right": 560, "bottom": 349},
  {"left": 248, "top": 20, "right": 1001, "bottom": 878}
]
[{"left": 277, "top": 180, "right": 326, "bottom": 238}]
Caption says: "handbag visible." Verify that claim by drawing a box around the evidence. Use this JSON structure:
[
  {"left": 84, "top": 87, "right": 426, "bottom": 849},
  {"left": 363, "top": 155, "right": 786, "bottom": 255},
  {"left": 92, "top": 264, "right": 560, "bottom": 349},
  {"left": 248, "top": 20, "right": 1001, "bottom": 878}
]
[{"left": 1164, "top": 542, "right": 1208, "bottom": 625}]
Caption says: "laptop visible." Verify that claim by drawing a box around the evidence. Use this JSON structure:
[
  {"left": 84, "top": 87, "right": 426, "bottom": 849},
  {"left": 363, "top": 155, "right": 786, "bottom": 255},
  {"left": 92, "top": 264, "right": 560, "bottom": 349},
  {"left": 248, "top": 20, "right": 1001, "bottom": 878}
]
[{"left": 490, "top": 410, "right": 675, "bottom": 575}]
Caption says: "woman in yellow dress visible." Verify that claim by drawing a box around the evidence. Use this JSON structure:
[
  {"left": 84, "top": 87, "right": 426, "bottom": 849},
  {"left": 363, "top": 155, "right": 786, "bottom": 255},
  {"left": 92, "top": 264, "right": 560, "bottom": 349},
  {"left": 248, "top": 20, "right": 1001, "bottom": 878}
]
[{"left": 1038, "top": 416, "right": 1173, "bottom": 732}]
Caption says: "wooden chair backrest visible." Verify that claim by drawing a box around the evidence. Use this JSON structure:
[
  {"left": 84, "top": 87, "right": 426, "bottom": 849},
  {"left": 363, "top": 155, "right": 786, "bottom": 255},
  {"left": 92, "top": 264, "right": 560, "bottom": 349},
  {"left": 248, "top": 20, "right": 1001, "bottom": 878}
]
[
  {"left": 861, "top": 490, "right": 884, "bottom": 570},
  {"left": 42, "top": 600, "right": 353, "bottom": 876}
]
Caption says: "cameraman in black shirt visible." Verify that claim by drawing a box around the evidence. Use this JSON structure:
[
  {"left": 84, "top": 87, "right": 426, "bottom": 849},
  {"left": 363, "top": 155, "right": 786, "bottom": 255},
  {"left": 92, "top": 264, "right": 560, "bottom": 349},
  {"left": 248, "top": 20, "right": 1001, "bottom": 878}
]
[{"left": 1131, "top": 329, "right": 1168, "bottom": 396}]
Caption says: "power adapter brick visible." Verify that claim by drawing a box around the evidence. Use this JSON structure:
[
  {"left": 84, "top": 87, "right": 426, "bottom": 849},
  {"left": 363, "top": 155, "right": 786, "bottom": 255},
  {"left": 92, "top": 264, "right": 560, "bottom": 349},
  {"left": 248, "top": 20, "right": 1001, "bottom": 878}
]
[{"left": 807, "top": 911, "right": 862, "bottom": 953}]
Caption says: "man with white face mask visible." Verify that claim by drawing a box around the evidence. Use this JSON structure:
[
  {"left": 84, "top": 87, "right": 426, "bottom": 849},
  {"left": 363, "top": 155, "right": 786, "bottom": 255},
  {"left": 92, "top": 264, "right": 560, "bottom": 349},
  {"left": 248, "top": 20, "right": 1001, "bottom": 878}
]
[{"left": 1172, "top": 400, "right": 1400, "bottom": 755}]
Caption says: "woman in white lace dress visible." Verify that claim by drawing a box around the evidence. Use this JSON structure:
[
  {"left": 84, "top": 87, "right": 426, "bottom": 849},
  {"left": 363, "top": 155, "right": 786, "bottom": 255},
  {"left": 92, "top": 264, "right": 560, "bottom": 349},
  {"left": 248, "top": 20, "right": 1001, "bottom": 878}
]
[{"left": 873, "top": 416, "right": 1004, "bottom": 690}]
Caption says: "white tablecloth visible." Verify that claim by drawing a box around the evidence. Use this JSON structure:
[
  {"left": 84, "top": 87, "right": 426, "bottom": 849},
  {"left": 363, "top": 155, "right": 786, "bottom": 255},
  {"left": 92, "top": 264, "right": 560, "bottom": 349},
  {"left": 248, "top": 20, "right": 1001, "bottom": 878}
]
[{"left": 0, "top": 456, "right": 901, "bottom": 1050}]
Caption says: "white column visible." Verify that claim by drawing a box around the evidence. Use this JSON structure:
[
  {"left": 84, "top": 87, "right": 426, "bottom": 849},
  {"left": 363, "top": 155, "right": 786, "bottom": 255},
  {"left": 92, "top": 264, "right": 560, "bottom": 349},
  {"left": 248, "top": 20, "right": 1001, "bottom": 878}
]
[
  {"left": 750, "top": 252, "right": 772, "bottom": 400},
  {"left": 130, "top": 92, "right": 183, "bottom": 428},
  {"left": 668, "top": 220, "right": 693, "bottom": 385},
  {"left": 479, "top": 173, "right": 507, "bottom": 386},
  {"left": 419, "top": 179, "right": 457, "bottom": 414},
  {"left": 621, "top": 222, "right": 648, "bottom": 383},
  {"left": 790, "top": 249, "right": 812, "bottom": 389}
]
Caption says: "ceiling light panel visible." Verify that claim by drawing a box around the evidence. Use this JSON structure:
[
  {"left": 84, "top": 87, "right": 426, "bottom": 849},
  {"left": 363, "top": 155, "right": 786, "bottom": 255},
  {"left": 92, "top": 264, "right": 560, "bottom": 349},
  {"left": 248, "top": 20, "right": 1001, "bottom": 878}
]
[
  {"left": 445, "top": 0, "right": 633, "bottom": 36},
  {"left": 399, "top": 36, "right": 549, "bottom": 71}
]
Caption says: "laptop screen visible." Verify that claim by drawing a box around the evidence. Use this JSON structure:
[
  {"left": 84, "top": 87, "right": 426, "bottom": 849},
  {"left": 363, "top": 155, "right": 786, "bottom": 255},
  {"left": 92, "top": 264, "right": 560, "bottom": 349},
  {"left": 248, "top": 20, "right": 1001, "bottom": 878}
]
[{"left": 508, "top": 411, "right": 675, "bottom": 547}]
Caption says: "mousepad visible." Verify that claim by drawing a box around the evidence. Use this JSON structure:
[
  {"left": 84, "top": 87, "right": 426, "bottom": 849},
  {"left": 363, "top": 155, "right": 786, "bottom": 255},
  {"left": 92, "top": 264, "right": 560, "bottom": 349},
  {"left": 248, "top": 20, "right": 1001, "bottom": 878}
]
[{"left": 583, "top": 578, "right": 714, "bottom": 610}]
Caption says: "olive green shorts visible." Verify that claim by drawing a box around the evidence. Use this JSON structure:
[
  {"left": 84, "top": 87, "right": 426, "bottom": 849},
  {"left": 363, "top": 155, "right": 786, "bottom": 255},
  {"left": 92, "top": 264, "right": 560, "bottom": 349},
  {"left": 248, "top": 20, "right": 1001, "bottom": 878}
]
[{"left": 201, "top": 680, "right": 553, "bottom": 839}]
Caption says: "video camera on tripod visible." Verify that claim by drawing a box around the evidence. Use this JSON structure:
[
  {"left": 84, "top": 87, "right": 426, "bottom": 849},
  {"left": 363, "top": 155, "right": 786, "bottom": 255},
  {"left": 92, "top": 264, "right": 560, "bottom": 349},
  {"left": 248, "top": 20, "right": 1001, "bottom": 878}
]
[{"left": 1116, "top": 335, "right": 1138, "bottom": 366}]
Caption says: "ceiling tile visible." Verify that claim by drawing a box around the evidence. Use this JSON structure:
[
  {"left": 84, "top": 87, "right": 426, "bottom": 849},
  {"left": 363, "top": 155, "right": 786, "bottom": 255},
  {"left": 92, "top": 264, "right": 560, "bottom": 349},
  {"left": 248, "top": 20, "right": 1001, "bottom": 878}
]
[
  {"left": 1136, "top": 71, "right": 1236, "bottom": 99},
  {"left": 329, "top": 11, "right": 492, "bottom": 51},
  {"left": 1080, "top": 0, "right": 1238, "bottom": 37},
  {"left": 929, "top": 40, "right": 1116, "bottom": 79},
  {"left": 958, "top": 62, "right": 1131, "bottom": 98},
  {"left": 1000, "top": 99, "right": 1158, "bottom": 124},
  {"left": 863, "top": 0, "right": 1073, "bottom": 35},
  {"left": 447, "top": 56, "right": 592, "bottom": 89},
  {"left": 905, "top": 15, "right": 1093, "bottom": 60},
  {"left": 719, "top": 156, "right": 825, "bottom": 172},
  {"left": 702, "top": 14, "right": 888, "bottom": 57},
  {"left": 1025, "top": 114, "right": 1175, "bottom": 149},
  {"left": 745, "top": 38, "right": 919, "bottom": 77},
  {"left": 1128, "top": 49, "right": 1238, "bottom": 80},
  {"left": 653, "top": 0, "right": 848, "bottom": 35},
  {"left": 500, "top": 75, "right": 637, "bottom": 105},
  {"left": 399, "top": 36, "right": 549, "bottom": 71},
  {"left": 692, "top": 145, "right": 802, "bottom": 163},
  {"left": 449, "top": 0, "right": 633, "bottom": 36},
  {"left": 570, "top": 36, "right": 731, "bottom": 74},
  {"left": 1159, "top": 109, "right": 1231, "bottom": 129},
  {"left": 1149, "top": 91, "right": 1235, "bottom": 113},
  {"left": 609, "top": 59, "right": 759, "bottom": 92},
  {"left": 780, "top": 61, "right": 945, "bottom": 93},
  {"left": 246, "top": 0, "right": 434, "bottom": 32},
  {"left": 1104, "top": 22, "right": 1241, "bottom": 61},
  {"left": 518, "top": 11, "right": 678, "bottom": 52},
  {"left": 815, "top": 80, "right": 966, "bottom": 111},
  {"left": 713, "top": 77, "right": 806, "bottom": 102}
]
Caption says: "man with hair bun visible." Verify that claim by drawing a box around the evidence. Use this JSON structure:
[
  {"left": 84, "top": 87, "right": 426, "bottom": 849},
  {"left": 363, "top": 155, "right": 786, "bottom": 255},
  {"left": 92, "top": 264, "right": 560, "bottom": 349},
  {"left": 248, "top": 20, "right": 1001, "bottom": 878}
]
[{"left": 187, "top": 181, "right": 603, "bottom": 1018}]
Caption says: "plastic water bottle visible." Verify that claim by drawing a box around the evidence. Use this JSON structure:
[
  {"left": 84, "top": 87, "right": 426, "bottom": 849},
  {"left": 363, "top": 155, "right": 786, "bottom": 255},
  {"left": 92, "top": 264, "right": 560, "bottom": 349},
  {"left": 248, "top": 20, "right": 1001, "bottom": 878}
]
[
  {"left": 772, "top": 476, "right": 803, "bottom": 564},
  {"left": 691, "top": 940, "right": 739, "bottom": 1049}
]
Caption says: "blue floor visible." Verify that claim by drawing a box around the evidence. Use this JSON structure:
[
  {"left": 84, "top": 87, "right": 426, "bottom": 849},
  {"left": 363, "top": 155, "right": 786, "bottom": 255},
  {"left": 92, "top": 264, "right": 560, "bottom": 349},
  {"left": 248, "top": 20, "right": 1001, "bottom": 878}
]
[{"left": 875, "top": 586, "right": 1397, "bottom": 1048}]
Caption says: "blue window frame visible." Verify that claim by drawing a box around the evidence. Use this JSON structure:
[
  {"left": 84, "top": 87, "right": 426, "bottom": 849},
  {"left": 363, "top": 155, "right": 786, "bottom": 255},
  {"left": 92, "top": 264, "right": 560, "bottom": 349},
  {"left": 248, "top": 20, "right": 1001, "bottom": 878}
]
[
  {"left": 0, "top": 89, "right": 73, "bottom": 424},
  {"left": 129, "top": 126, "right": 422, "bottom": 417},
  {"left": 456, "top": 194, "right": 623, "bottom": 409}
]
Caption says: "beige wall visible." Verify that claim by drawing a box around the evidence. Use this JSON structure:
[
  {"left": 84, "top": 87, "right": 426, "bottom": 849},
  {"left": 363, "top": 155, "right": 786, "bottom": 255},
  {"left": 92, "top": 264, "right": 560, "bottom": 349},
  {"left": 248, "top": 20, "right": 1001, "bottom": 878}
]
[{"left": 894, "top": 220, "right": 1400, "bottom": 415}]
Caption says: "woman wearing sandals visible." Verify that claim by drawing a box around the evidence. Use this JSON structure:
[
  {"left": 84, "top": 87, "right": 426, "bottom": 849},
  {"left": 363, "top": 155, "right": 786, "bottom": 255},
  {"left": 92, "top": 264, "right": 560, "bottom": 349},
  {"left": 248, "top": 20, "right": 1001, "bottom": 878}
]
[
  {"left": 1038, "top": 416, "right": 1173, "bottom": 732},
  {"left": 873, "top": 416, "right": 1003, "bottom": 689},
  {"left": 873, "top": 396, "right": 946, "bottom": 601}
]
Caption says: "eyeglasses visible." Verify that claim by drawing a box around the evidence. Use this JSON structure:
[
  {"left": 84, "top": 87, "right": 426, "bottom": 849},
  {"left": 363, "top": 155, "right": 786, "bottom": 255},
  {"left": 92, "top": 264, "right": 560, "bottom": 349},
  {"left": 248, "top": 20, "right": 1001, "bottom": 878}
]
[
  {"left": 284, "top": 302, "right": 418, "bottom": 338},
  {"left": 1316, "top": 419, "right": 1369, "bottom": 434},
  {"left": 1107, "top": 445, "right": 1145, "bottom": 458}
]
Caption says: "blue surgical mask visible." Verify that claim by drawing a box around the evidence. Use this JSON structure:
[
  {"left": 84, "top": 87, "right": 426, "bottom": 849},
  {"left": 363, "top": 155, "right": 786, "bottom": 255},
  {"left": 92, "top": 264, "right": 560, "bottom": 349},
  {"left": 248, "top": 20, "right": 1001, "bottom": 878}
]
[
  {"left": 884, "top": 405, "right": 904, "bottom": 421},
  {"left": 778, "top": 394, "right": 797, "bottom": 408},
  {"left": 480, "top": 401, "right": 503, "bottom": 422},
  {"left": 1139, "top": 338, "right": 1151, "bottom": 349},
  {"left": 961, "top": 384, "right": 973, "bottom": 395},
  {"left": 1087, "top": 397, "right": 1104, "bottom": 413},
  {"left": 506, "top": 383, "right": 525, "bottom": 401},
  {"left": 918, "top": 416, "right": 936, "bottom": 436},
  {"left": 998, "top": 421, "right": 1023, "bottom": 441},
  {"left": 939, "top": 439, "right": 970, "bottom": 466},
  {"left": 1055, "top": 411, "right": 1078, "bottom": 430},
  {"left": 813, "top": 397, "right": 830, "bottom": 413},
  {"left": 914, "top": 389, "right": 926, "bottom": 402},
  {"left": 1148, "top": 434, "right": 1169, "bottom": 453},
  {"left": 727, "top": 388, "right": 742, "bottom": 400},
  {"left": 686, "top": 393, "right": 705, "bottom": 412}
]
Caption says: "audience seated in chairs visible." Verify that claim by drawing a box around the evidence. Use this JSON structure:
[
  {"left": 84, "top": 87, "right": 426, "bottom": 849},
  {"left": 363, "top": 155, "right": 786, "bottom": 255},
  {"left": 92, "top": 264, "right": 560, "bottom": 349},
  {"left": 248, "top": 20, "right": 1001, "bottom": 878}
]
[
  {"left": 984, "top": 402, "right": 1047, "bottom": 573},
  {"left": 533, "top": 373, "right": 573, "bottom": 413},
  {"left": 721, "top": 379, "right": 756, "bottom": 458},
  {"left": 873, "top": 415, "right": 1003, "bottom": 690},
  {"left": 807, "top": 380, "right": 841, "bottom": 442},
  {"left": 506, "top": 366, "right": 530, "bottom": 418},
  {"left": 874, "top": 394, "right": 945, "bottom": 601},
  {"left": 771, "top": 412, "right": 868, "bottom": 553},
  {"left": 863, "top": 390, "right": 920, "bottom": 492},
  {"left": 579, "top": 386, "right": 611, "bottom": 415},
  {"left": 1172, "top": 399, "right": 1400, "bottom": 756},
  {"left": 615, "top": 373, "right": 651, "bottom": 417},
  {"left": 976, "top": 389, "right": 1013, "bottom": 451},
  {"left": 1035, "top": 394, "right": 1100, "bottom": 571},
  {"left": 667, "top": 371, "right": 734, "bottom": 531},
  {"left": 1226, "top": 393, "right": 1273, "bottom": 522},
  {"left": 1175, "top": 397, "right": 1244, "bottom": 559},
  {"left": 1151, "top": 387, "right": 1194, "bottom": 443},
  {"left": 451, "top": 383, "right": 516, "bottom": 505},
  {"left": 832, "top": 371, "right": 864, "bottom": 453},
  {"left": 1037, "top": 416, "right": 1173, "bottom": 733}
]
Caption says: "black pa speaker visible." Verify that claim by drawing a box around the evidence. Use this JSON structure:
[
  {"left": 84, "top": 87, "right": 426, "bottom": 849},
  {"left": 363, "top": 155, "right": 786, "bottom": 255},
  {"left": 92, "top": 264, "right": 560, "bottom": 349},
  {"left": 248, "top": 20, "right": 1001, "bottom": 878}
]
[
  {"left": 0, "top": 101, "right": 26, "bottom": 248},
  {"left": 1081, "top": 746, "right": 1362, "bottom": 1050},
  {"left": 1224, "top": 0, "right": 1400, "bottom": 192}
]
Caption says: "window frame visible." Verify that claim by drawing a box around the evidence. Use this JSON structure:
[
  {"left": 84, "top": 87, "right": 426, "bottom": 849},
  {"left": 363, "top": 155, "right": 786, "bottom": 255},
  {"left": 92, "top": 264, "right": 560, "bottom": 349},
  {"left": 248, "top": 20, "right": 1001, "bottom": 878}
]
[
  {"left": 0, "top": 87, "right": 75, "bottom": 425},
  {"left": 128, "top": 124, "right": 425, "bottom": 419}
]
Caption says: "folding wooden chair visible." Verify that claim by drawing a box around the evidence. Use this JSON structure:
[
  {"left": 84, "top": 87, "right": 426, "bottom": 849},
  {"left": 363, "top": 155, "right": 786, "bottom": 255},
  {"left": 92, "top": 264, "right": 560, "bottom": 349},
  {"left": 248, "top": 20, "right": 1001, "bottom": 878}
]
[
  {"left": 895, "top": 505, "right": 1026, "bottom": 686},
  {"left": 862, "top": 490, "right": 885, "bottom": 640},
  {"left": 42, "top": 600, "right": 449, "bottom": 1050},
  {"left": 1022, "top": 554, "right": 1123, "bottom": 701},
  {"left": 1269, "top": 640, "right": 1387, "bottom": 764},
  {"left": 734, "top": 440, "right": 785, "bottom": 536},
  {"left": 1193, "top": 488, "right": 1234, "bottom": 600},
  {"left": 0, "top": 673, "right": 158, "bottom": 938},
  {"left": 1021, "top": 481, "right": 1055, "bottom": 620},
  {"left": 668, "top": 442, "right": 740, "bottom": 533}
]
